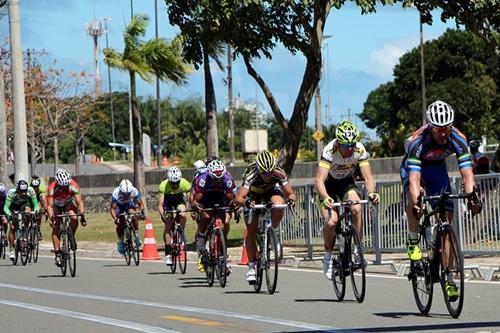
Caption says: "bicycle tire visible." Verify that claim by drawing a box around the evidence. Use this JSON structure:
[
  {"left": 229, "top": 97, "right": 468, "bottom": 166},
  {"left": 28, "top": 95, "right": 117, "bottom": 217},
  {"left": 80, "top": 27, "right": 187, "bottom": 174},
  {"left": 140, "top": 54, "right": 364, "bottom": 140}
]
[
  {"left": 28, "top": 225, "right": 35, "bottom": 263},
  {"left": 350, "top": 228, "right": 366, "bottom": 303},
  {"left": 170, "top": 243, "right": 178, "bottom": 273},
  {"left": 124, "top": 227, "right": 132, "bottom": 266},
  {"left": 20, "top": 226, "right": 29, "bottom": 266},
  {"left": 215, "top": 228, "right": 227, "bottom": 288},
  {"left": 32, "top": 226, "right": 39, "bottom": 263},
  {"left": 254, "top": 259, "right": 263, "bottom": 293},
  {"left": 439, "top": 225, "right": 464, "bottom": 318},
  {"left": 205, "top": 231, "right": 215, "bottom": 287},
  {"left": 13, "top": 237, "right": 19, "bottom": 265},
  {"left": 177, "top": 226, "right": 187, "bottom": 274},
  {"left": 332, "top": 235, "right": 346, "bottom": 301},
  {"left": 60, "top": 230, "right": 68, "bottom": 277},
  {"left": 131, "top": 229, "right": 140, "bottom": 266},
  {"left": 410, "top": 234, "right": 433, "bottom": 315},
  {"left": 0, "top": 229, "right": 4, "bottom": 260},
  {"left": 67, "top": 228, "right": 77, "bottom": 277},
  {"left": 265, "top": 227, "right": 279, "bottom": 294}
]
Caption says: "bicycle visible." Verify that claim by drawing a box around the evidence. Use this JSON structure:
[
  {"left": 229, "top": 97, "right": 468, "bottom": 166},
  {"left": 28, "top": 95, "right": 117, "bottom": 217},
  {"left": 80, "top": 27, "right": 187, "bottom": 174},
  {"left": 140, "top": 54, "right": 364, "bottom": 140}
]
[
  {"left": 12, "top": 211, "right": 34, "bottom": 266},
  {"left": 0, "top": 215, "right": 8, "bottom": 260},
  {"left": 116, "top": 212, "right": 142, "bottom": 266},
  {"left": 408, "top": 192, "right": 475, "bottom": 318},
  {"left": 249, "top": 203, "right": 288, "bottom": 295},
  {"left": 53, "top": 213, "right": 83, "bottom": 277},
  {"left": 327, "top": 199, "right": 369, "bottom": 302},
  {"left": 200, "top": 205, "right": 231, "bottom": 288},
  {"left": 27, "top": 211, "right": 40, "bottom": 263},
  {"left": 163, "top": 209, "right": 188, "bottom": 274}
]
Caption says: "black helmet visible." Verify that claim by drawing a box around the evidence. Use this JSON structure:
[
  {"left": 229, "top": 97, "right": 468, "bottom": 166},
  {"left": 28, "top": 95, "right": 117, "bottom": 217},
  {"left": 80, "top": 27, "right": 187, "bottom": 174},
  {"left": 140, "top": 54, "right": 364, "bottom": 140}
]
[
  {"left": 16, "top": 179, "right": 29, "bottom": 193},
  {"left": 30, "top": 175, "right": 41, "bottom": 187}
]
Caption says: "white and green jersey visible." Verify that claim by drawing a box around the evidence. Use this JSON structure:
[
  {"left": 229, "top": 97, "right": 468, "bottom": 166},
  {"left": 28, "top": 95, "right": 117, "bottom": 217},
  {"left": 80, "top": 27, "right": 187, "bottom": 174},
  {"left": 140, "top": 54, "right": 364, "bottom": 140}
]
[{"left": 319, "top": 139, "right": 370, "bottom": 179}]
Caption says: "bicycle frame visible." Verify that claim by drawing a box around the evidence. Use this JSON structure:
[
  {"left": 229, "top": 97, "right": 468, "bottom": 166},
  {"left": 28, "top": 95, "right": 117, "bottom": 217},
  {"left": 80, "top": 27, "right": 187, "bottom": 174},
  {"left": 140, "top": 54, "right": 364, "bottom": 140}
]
[
  {"left": 12, "top": 211, "right": 34, "bottom": 266},
  {"left": 117, "top": 211, "right": 141, "bottom": 266},
  {"left": 163, "top": 209, "right": 188, "bottom": 274},
  {"left": 54, "top": 213, "right": 82, "bottom": 277}
]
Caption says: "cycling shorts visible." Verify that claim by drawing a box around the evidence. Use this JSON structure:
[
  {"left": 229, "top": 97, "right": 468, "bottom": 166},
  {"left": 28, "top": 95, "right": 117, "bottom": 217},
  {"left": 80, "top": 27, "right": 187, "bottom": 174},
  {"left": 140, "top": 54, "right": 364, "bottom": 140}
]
[{"left": 324, "top": 176, "right": 361, "bottom": 202}]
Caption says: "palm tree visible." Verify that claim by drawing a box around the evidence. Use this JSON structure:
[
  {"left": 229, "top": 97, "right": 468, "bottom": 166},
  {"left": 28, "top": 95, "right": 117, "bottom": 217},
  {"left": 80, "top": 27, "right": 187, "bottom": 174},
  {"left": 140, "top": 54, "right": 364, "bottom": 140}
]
[{"left": 103, "top": 14, "right": 190, "bottom": 195}]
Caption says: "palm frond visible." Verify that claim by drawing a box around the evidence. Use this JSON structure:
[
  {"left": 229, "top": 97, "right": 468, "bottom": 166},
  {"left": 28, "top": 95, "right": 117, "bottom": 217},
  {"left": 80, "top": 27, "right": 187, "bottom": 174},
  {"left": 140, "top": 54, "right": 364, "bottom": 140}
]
[
  {"left": 103, "top": 48, "right": 126, "bottom": 70},
  {"left": 141, "top": 38, "right": 191, "bottom": 84},
  {"left": 124, "top": 14, "right": 148, "bottom": 51}
]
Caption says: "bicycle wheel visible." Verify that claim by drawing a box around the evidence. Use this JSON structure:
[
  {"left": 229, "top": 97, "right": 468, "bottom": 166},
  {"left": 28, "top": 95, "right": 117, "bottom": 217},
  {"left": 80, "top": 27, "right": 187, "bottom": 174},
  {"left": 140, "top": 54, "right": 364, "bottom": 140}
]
[
  {"left": 32, "top": 226, "right": 39, "bottom": 263},
  {"left": 0, "top": 229, "right": 4, "bottom": 260},
  {"left": 177, "top": 226, "right": 187, "bottom": 274},
  {"left": 254, "top": 258, "right": 263, "bottom": 293},
  {"left": 439, "top": 225, "right": 464, "bottom": 318},
  {"left": 20, "top": 227, "right": 29, "bottom": 266},
  {"left": 350, "top": 228, "right": 366, "bottom": 303},
  {"left": 331, "top": 250, "right": 346, "bottom": 301},
  {"left": 28, "top": 226, "right": 35, "bottom": 263},
  {"left": 67, "top": 228, "right": 77, "bottom": 277},
  {"left": 131, "top": 229, "right": 140, "bottom": 266},
  {"left": 60, "top": 231, "right": 68, "bottom": 277},
  {"left": 13, "top": 237, "right": 19, "bottom": 265},
  {"left": 410, "top": 235, "right": 433, "bottom": 315},
  {"left": 205, "top": 232, "right": 215, "bottom": 287},
  {"left": 124, "top": 227, "right": 131, "bottom": 266},
  {"left": 265, "top": 227, "right": 279, "bottom": 294},
  {"left": 215, "top": 228, "right": 227, "bottom": 288}
]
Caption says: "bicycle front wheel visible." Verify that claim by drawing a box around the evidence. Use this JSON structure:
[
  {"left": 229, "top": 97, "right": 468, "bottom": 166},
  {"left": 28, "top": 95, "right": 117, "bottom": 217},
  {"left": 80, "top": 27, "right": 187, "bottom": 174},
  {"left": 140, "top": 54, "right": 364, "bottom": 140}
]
[
  {"left": 439, "top": 225, "right": 464, "bottom": 318},
  {"left": 60, "top": 231, "right": 68, "bottom": 277},
  {"left": 350, "top": 228, "right": 366, "bottom": 303},
  {"left": 0, "top": 230, "right": 5, "bottom": 260},
  {"left": 411, "top": 235, "right": 433, "bottom": 315},
  {"left": 214, "top": 228, "right": 227, "bottom": 288},
  {"left": 265, "top": 227, "right": 279, "bottom": 294},
  {"left": 131, "top": 230, "right": 140, "bottom": 266},
  {"left": 177, "top": 226, "right": 187, "bottom": 274},
  {"left": 20, "top": 227, "right": 29, "bottom": 266},
  {"left": 332, "top": 235, "right": 346, "bottom": 301},
  {"left": 67, "top": 229, "right": 77, "bottom": 277},
  {"left": 205, "top": 232, "right": 215, "bottom": 287},
  {"left": 124, "top": 228, "right": 132, "bottom": 265},
  {"left": 32, "top": 226, "right": 39, "bottom": 263}
]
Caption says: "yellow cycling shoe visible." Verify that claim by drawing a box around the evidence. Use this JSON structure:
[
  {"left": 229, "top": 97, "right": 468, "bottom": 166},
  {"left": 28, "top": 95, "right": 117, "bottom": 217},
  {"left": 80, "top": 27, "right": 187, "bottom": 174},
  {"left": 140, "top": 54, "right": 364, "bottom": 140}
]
[
  {"left": 445, "top": 282, "right": 459, "bottom": 302},
  {"left": 407, "top": 242, "right": 422, "bottom": 261},
  {"left": 197, "top": 257, "right": 205, "bottom": 273}
]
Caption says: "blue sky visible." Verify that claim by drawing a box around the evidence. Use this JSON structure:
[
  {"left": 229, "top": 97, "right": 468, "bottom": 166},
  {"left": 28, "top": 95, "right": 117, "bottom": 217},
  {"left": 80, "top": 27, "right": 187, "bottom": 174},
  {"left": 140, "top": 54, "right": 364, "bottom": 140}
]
[{"left": 0, "top": 0, "right": 455, "bottom": 140}]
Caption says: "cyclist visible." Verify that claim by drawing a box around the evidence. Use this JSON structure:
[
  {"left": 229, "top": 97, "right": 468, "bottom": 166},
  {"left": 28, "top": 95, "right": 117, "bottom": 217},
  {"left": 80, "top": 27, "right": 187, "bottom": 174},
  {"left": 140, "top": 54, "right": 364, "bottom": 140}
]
[
  {"left": 0, "top": 183, "right": 11, "bottom": 250},
  {"left": 110, "top": 179, "right": 145, "bottom": 255},
  {"left": 400, "top": 100, "right": 482, "bottom": 300},
  {"left": 234, "top": 149, "right": 297, "bottom": 283},
  {"left": 469, "top": 140, "right": 490, "bottom": 175},
  {"left": 3, "top": 179, "right": 39, "bottom": 261},
  {"left": 314, "top": 120, "right": 379, "bottom": 280},
  {"left": 30, "top": 175, "right": 47, "bottom": 240},
  {"left": 47, "top": 168, "right": 86, "bottom": 267},
  {"left": 191, "top": 159, "right": 235, "bottom": 273},
  {"left": 158, "top": 167, "right": 191, "bottom": 265}
]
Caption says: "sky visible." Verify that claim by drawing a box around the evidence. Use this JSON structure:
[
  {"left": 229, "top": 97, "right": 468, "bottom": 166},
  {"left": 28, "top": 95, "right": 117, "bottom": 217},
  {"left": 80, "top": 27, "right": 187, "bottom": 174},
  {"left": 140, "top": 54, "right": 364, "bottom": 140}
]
[{"left": 0, "top": 0, "right": 455, "bottom": 140}]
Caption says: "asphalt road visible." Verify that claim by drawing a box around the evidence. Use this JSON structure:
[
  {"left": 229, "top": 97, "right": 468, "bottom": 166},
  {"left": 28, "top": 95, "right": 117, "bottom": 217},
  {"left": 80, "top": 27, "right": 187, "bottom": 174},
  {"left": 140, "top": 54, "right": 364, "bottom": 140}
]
[{"left": 0, "top": 255, "right": 499, "bottom": 333}]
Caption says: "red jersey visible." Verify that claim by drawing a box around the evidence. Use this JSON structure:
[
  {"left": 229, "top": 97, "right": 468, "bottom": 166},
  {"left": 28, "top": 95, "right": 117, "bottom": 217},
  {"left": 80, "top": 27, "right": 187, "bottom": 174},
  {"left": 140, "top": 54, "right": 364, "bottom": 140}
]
[{"left": 47, "top": 179, "right": 80, "bottom": 206}]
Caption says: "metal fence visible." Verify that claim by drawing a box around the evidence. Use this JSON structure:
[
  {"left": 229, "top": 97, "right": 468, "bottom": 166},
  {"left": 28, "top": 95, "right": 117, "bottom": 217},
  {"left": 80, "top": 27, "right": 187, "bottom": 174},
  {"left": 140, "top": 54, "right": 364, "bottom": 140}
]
[{"left": 280, "top": 173, "right": 500, "bottom": 261}]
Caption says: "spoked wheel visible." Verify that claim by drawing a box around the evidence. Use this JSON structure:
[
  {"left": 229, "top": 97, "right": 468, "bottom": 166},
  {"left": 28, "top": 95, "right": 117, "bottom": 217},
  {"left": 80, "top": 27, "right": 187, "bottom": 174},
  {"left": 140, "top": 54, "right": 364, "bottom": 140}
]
[
  {"left": 439, "top": 225, "right": 464, "bottom": 318},
  {"left": 170, "top": 234, "right": 178, "bottom": 274},
  {"left": 20, "top": 227, "right": 29, "bottom": 266},
  {"left": 131, "top": 230, "right": 140, "bottom": 266},
  {"left": 0, "top": 231, "right": 4, "bottom": 260},
  {"left": 13, "top": 237, "right": 19, "bottom": 265},
  {"left": 411, "top": 236, "right": 433, "bottom": 315},
  {"left": 67, "top": 229, "right": 77, "bottom": 277},
  {"left": 124, "top": 228, "right": 132, "bottom": 266},
  {"left": 31, "top": 227, "right": 39, "bottom": 263},
  {"left": 350, "top": 229, "right": 366, "bottom": 303},
  {"left": 265, "top": 228, "right": 279, "bottom": 294},
  {"left": 214, "top": 228, "right": 227, "bottom": 288},
  {"left": 177, "top": 227, "right": 187, "bottom": 274},
  {"left": 60, "top": 232, "right": 68, "bottom": 277},
  {"left": 254, "top": 258, "right": 263, "bottom": 293},
  {"left": 28, "top": 227, "right": 34, "bottom": 263},
  {"left": 205, "top": 233, "right": 215, "bottom": 287},
  {"left": 331, "top": 251, "right": 346, "bottom": 301}
]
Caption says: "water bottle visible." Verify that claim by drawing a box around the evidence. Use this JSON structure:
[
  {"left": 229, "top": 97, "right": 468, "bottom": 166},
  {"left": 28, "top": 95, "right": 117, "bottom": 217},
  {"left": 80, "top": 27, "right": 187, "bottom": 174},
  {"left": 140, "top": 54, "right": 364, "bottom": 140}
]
[
  {"left": 425, "top": 225, "right": 435, "bottom": 260},
  {"left": 338, "top": 234, "right": 345, "bottom": 254}
]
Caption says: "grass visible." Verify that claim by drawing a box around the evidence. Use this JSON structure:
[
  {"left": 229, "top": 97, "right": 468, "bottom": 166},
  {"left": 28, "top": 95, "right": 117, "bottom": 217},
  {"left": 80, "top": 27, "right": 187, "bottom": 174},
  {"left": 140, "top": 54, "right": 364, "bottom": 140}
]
[{"left": 40, "top": 212, "right": 246, "bottom": 249}]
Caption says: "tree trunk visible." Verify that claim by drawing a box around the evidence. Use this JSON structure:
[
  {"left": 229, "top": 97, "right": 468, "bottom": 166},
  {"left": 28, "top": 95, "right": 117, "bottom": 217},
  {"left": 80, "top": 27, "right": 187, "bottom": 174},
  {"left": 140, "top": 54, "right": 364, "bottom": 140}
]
[
  {"left": 0, "top": 66, "right": 7, "bottom": 183},
  {"left": 203, "top": 50, "right": 219, "bottom": 157},
  {"left": 53, "top": 135, "right": 59, "bottom": 175},
  {"left": 130, "top": 72, "right": 146, "bottom": 208},
  {"left": 75, "top": 131, "right": 80, "bottom": 176}
]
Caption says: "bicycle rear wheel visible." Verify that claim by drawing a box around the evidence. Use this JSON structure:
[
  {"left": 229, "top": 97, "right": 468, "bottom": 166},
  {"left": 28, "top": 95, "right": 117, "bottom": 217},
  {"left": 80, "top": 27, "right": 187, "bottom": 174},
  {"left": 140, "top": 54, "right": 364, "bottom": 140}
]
[
  {"left": 265, "top": 228, "right": 278, "bottom": 294},
  {"left": 177, "top": 226, "right": 187, "bottom": 274},
  {"left": 214, "top": 228, "right": 227, "bottom": 288},
  {"left": 439, "top": 225, "right": 464, "bottom": 318},
  {"left": 60, "top": 231, "right": 68, "bottom": 277},
  {"left": 131, "top": 230, "right": 140, "bottom": 266},
  {"left": 67, "top": 229, "right": 77, "bottom": 277},
  {"left": 350, "top": 228, "right": 366, "bottom": 303},
  {"left": 410, "top": 235, "right": 433, "bottom": 315},
  {"left": 124, "top": 227, "right": 132, "bottom": 266}
]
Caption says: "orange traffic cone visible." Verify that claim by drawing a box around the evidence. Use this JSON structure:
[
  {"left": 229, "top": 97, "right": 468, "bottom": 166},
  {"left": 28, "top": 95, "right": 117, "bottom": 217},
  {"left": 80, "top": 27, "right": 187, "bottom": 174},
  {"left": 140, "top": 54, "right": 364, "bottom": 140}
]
[
  {"left": 142, "top": 217, "right": 160, "bottom": 260},
  {"left": 238, "top": 229, "right": 249, "bottom": 265}
]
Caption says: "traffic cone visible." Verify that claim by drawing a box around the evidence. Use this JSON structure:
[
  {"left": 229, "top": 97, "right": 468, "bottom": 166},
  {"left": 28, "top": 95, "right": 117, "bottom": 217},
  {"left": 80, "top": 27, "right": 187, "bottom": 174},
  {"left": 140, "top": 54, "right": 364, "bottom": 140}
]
[
  {"left": 142, "top": 217, "right": 160, "bottom": 260},
  {"left": 238, "top": 229, "right": 249, "bottom": 265}
]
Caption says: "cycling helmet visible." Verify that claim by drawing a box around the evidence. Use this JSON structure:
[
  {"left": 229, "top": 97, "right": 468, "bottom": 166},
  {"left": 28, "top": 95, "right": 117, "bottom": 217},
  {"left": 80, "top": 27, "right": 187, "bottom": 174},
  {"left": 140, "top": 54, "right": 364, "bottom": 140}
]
[
  {"left": 335, "top": 120, "right": 360, "bottom": 144},
  {"left": 0, "top": 183, "right": 5, "bottom": 192},
  {"left": 119, "top": 179, "right": 134, "bottom": 194},
  {"left": 167, "top": 166, "right": 182, "bottom": 183},
  {"left": 16, "top": 179, "right": 29, "bottom": 193},
  {"left": 55, "top": 168, "right": 72, "bottom": 186},
  {"left": 193, "top": 160, "right": 205, "bottom": 171},
  {"left": 207, "top": 159, "right": 226, "bottom": 179},
  {"left": 256, "top": 150, "right": 276, "bottom": 173},
  {"left": 30, "top": 175, "right": 41, "bottom": 187},
  {"left": 426, "top": 100, "right": 454, "bottom": 127}
]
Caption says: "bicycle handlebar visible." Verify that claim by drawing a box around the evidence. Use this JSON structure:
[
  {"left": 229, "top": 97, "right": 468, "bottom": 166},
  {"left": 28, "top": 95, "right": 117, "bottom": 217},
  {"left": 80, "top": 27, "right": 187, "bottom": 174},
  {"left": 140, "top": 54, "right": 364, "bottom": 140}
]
[
  {"left": 117, "top": 211, "right": 143, "bottom": 217},
  {"left": 330, "top": 199, "right": 369, "bottom": 207},
  {"left": 54, "top": 213, "right": 85, "bottom": 218},
  {"left": 422, "top": 192, "right": 474, "bottom": 203},
  {"left": 251, "top": 203, "right": 289, "bottom": 210}
]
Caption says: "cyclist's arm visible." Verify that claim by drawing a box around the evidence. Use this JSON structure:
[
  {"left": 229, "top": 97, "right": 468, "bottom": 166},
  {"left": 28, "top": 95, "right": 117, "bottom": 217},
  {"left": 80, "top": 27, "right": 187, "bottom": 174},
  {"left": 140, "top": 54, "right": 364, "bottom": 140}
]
[
  {"left": 46, "top": 195, "right": 54, "bottom": 219},
  {"left": 359, "top": 163, "right": 376, "bottom": 193},
  {"left": 408, "top": 171, "right": 422, "bottom": 205},
  {"left": 110, "top": 201, "right": 117, "bottom": 220},
  {"left": 460, "top": 167, "right": 475, "bottom": 193},
  {"left": 282, "top": 183, "right": 297, "bottom": 202},
  {"left": 29, "top": 188, "right": 39, "bottom": 213},
  {"left": 234, "top": 186, "right": 249, "bottom": 206},
  {"left": 3, "top": 195, "right": 12, "bottom": 217},
  {"left": 75, "top": 193, "right": 85, "bottom": 215},
  {"left": 314, "top": 162, "right": 330, "bottom": 200}
]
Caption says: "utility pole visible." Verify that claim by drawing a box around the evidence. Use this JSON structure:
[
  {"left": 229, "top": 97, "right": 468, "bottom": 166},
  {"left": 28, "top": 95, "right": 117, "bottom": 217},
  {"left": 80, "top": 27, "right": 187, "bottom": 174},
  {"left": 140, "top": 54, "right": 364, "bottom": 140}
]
[
  {"left": 26, "top": 49, "right": 36, "bottom": 176},
  {"left": 314, "top": 84, "right": 323, "bottom": 161},
  {"left": 0, "top": 53, "right": 7, "bottom": 184},
  {"left": 103, "top": 17, "right": 116, "bottom": 160},
  {"left": 8, "top": 0, "right": 29, "bottom": 182},
  {"left": 227, "top": 44, "right": 235, "bottom": 165},
  {"left": 419, "top": 12, "right": 427, "bottom": 125},
  {"left": 128, "top": 0, "right": 134, "bottom": 154},
  {"left": 86, "top": 18, "right": 103, "bottom": 96},
  {"left": 154, "top": 0, "right": 162, "bottom": 169}
]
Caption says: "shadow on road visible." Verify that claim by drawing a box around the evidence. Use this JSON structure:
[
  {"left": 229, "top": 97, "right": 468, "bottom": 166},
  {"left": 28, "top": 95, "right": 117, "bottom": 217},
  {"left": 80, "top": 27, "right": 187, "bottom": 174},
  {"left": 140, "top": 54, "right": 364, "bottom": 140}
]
[
  {"left": 295, "top": 298, "right": 354, "bottom": 303},
  {"left": 374, "top": 311, "right": 450, "bottom": 319},
  {"left": 102, "top": 264, "right": 129, "bottom": 267},
  {"left": 224, "top": 290, "right": 278, "bottom": 295},
  {"left": 361, "top": 319, "right": 500, "bottom": 332},
  {"left": 37, "top": 274, "right": 65, "bottom": 278}
]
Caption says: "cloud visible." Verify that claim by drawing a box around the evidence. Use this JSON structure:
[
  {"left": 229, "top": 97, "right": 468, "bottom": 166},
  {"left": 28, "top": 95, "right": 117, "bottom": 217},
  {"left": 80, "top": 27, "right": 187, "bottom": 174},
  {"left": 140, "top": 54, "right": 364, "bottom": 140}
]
[{"left": 369, "top": 43, "right": 407, "bottom": 78}]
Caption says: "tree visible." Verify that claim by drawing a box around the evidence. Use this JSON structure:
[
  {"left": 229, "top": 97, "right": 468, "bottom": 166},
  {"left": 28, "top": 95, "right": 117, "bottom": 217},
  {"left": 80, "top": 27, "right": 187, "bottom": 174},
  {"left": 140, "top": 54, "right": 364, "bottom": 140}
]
[
  {"left": 360, "top": 29, "right": 498, "bottom": 156},
  {"left": 103, "top": 14, "right": 190, "bottom": 195}
]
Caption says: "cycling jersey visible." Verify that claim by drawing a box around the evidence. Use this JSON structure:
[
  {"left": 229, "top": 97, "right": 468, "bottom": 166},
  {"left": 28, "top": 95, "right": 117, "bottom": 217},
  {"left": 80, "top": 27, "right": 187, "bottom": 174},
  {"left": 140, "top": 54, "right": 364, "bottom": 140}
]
[
  {"left": 0, "top": 190, "right": 7, "bottom": 214},
  {"left": 242, "top": 162, "right": 289, "bottom": 194},
  {"left": 319, "top": 139, "right": 370, "bottom": 179},
  {"left": 3, "top": 187, "right": 39, "bottom": 217},
  {"left": 47, "top": 179, "right": 80, "bottom": 207},
  {"left": 159, "top": 177, "right": 191, "bottom": 209},
  {"left": 193, "top": 171, "right": 235, "bottom": 205},
  {"left": 33, "top": 182, "right": 47, "bottom": 202},
  {"left": 111, "top": 186, "right": 142, "bottom": 211}
]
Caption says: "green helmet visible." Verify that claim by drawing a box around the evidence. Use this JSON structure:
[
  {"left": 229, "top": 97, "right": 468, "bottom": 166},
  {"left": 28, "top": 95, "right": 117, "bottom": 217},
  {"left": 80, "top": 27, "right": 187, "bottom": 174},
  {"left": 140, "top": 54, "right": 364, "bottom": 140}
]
[
  {"left": 256, "top": 150, "right": 276, "bottom": 173},
  {"left": 335, "top": 120, "right": 360, "bottom": 144}
]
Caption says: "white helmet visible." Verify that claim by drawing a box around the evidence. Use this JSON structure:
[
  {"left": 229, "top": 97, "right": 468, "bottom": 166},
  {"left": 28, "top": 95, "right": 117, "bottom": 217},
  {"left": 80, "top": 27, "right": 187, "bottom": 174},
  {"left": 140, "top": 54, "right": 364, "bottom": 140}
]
[
  {"left": 0, "top": 183, "right": 5, "bottom": 192},
  {"left": 119, "top": 179, "right": 134, "bottom": 194},
  {"left": 55, "top": 168, "right": 72, "bottom": 186},
  {"left": 193, "top": 160, "right": 205, "bottom": 171},
  {"left": 426, "top": 100, "right": 454, "bottom": 127},
  {"left": 167, "top": 167, "right": 182, "bottom": 183},
  {"left": 207, "top": 159, "right": 226, "bottom": 179}
]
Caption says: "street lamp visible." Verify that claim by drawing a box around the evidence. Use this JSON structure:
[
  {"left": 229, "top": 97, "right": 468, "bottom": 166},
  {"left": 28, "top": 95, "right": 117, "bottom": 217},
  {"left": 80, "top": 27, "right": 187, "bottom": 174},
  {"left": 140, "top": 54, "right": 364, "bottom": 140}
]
[
  {"left": 102, "top": 17, "right": 116, "bottom": 160},
  {"left": 419, "top": 12, "right": 427, "bottom": 124},
  {"left": 314, "top": 34, "right": 332, "bottom": 161}
]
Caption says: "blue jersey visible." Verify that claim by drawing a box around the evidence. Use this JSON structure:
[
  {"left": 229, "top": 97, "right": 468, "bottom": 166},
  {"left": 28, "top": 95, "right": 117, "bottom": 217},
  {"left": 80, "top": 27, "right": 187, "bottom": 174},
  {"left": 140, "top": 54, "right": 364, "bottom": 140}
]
[{"left": 111, "top": 187, "right": 142, "bottom": 210}]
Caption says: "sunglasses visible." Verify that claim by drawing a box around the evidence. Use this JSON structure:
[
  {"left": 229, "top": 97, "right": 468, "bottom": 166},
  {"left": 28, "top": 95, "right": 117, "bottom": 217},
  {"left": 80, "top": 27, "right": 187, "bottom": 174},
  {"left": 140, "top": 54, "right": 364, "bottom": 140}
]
[
  {"left": 259, "top": 171, "right": 273, "bottom": 178},
  {"left": 430, "top": 126, "right": 452, "bottom": 135},
  {"left": 340, "top": 143, "right": 356, "bottom": 149}
]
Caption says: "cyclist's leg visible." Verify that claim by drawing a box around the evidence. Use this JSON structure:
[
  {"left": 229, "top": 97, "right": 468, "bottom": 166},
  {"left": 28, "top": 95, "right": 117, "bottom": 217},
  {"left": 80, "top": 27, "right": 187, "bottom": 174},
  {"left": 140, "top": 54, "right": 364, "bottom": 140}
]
[
  {"left": 244, "top": 207, "right": 259, "bottom": 282},
  {"left": 7, "top": 213, "right": 17, "bottom": 257},
  {"left": 176, "top": 203, "right": 188, "bottom": 229},
  {"left": 64, "top": 201, "right": 80, "bottom": 235},
  {"left": 269, "top": 189, "right": 286, "bottom": 229},
  {"left": 341, "top": 179, "right": 363, "bottom": 238},
  {"left": 52, "top": 205, "right": 63, "bottom": 265},
  {"left": 401, "top": 164, "right": 422, "bottom": 260}
]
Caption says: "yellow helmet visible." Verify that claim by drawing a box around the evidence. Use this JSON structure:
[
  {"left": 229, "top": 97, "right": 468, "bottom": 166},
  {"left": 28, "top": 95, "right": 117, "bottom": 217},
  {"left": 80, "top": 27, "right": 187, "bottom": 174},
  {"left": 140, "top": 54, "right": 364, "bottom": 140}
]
[
  {"left": 256, "top": 150, "right": 276, "bottom": 173},
  {"left": 335, "top": 120, "right": 360, "bottom": 144}
]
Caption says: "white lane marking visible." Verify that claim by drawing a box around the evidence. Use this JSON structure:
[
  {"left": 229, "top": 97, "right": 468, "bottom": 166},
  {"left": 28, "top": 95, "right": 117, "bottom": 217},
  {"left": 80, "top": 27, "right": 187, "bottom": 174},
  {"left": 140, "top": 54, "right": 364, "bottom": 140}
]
[
  {"left": 0, "top": 283, "right": 341, "bottom": 332},
  {"left": 0, "top": 299, "right": 181, "bottom": 333}
]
